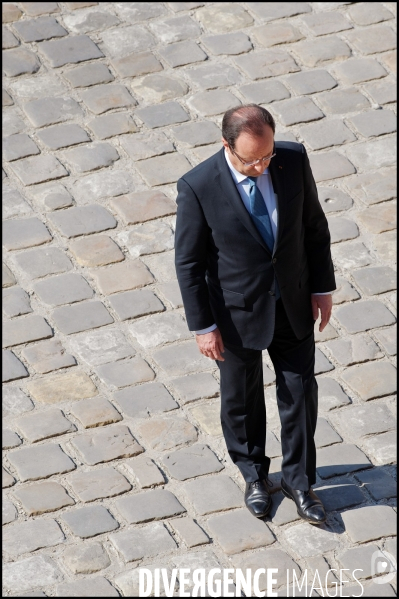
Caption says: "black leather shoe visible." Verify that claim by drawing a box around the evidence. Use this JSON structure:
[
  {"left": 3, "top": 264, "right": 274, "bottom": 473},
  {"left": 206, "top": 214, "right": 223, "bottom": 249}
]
[
  {"left": 245, "top": 479, "right": 272, "bottom": 518},
  {"left": 281, "top": 478, "right": 326, "bottom": 525}
]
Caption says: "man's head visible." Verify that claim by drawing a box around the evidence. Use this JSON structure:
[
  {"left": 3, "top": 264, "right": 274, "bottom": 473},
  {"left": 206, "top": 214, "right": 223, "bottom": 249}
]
[{"left": 222, "top": 104, "right": 276, "bottom": 177}]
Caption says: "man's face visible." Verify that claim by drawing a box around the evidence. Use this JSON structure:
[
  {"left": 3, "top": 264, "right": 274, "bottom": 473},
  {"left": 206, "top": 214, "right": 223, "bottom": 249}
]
[{"left": 222, "top": 124, "right": 275, "bottom": 177}]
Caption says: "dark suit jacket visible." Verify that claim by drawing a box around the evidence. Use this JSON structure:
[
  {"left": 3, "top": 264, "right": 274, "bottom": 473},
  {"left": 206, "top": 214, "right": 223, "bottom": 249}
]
[{"left": 174, "top": 142, "right": 336, "bottom": 350}]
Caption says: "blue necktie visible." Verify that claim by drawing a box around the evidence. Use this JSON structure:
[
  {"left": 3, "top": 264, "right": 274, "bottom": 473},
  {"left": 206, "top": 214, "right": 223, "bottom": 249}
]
[{"left": 247, "top": 176, "right": 280, "bottom": 299}]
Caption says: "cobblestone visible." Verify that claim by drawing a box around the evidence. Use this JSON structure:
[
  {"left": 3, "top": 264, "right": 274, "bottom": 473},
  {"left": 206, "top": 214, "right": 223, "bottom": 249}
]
[
  {"left": 2, "top": 262, "right": 16, "bottom": 287},
  {"left": 341, "top": 361, "right": 397, "bottom": 400},
  {"left": 300, "top": 119, "right": 356, "bottom": 150},
  {"left": 23, "top": 96, "right": 83, "bottom": 128},
  {"left": 115, "top": 489, "right": 186, "bottom": 524},
  {"left": 301, "top": 11, "right": 352, "bottom": 35},
  {"left": 2, "top": 3, "right": 397, "bottom": 593},
  {"left": 364, "top": 78, "right": 397, "bottom": 105},
  {"left": 13, "top": 481, "right": 75, "bottom": 516},
  {"left": 68, "top": 467, "right": 131, "bottom": 502},
  {"left": 96, "top": 356, "right": 155, "bottom": 389},
  {"left": 373, "top": 325, "right": 397, "bottom": 356},
  {"left": 3, "top": 47, "right": 40, "bottom": 77},
  {"left": 284, "top": 522, "right": 339, "bottom": 557},
  {"left": 3, "top": 186, "right": 32, "bottom": 219},
  {"left": 15, "top": 408, "right": 76, "bottom": 443},
  {"left": 170, "top": 372, "right": 219, "bottom": 404},
  {"left": 63, "top": 62, "right": 114, "bottom": 87},
  {"left": 3, "top": 217, "right": 52, "bottom": 250},
  {"left": 38, "top": 34, "right": 103, "bottom": 67},
  {"left": 33, "top": 273, "right": 93, "bottom": 306},
  {"left": 170, "top": 517, "right": 210, "bottom": 547},
  {"left": 8, "top": 443, "right": 76, "bottom": 482},
  {"left": 52, "top": 301, "right": 114, "bottom": 334},
  {"left": 344, "top": 168, "right": 396, "bottom": 205},
  {"left": 88, "top": 113, "right": 137, "bottom": 139},
  {"left": 2, "top": 350, "right": 29, "bottom": 382},
  {"left": 341, "top": 505, "right": 396, "bottom": 544},
  {"left": 317, "top": 444, "right": 372, "bottom": 479},
  {"left": 70, "top": 396, "right": 122, "bottom": 428},
  {"left": 113, "top": 382, "right": 178, "bottom": 418},
  {"left": 13, "top": 16, "right": 67, "bottom": 42},
  {"left": 137, "top": 416, "right": 197, "bottom": 451},
  {"left": 235, "top": 50, "right": 300, "bottom": 80},
  {"left": 10, "top": 155, "right": 68, "bottom": 186},
  {"left": 196, "top": 4, "right": 253, "bottom": 32},
  {"left": 129, "top": 311, "right": 191, "bottom": 348},
  {"left": 163, "top": 443, "right": 224, "bottom": 480},
  {"left": 2, "top": 386, "right": 34, "bottom": 419},
  {"left": 2, "top": 498, "right": 18, "bottom": 524},
  {"left": 136, "top": 101, "right": 190, "bottom": 129},
  {"left": 62, "top": 504, "right": 118, "bottom": 538},
  {"left": 324, "top": 333, "right": 383, "bottom": 366},
  {"left": 68, "top": 235, "right": 124, "bottom": 267},
  {"left": 30, "top": 183, "right": 74, "bottom": 211},
  {"left": 49, "top": 205, "right": 117, "bottom": 237},
  {"left": 109, "top": 522, "right": 177, "bottom": 562},
  {"left": 348, "top": 2, "right": 394, "bottom": 26},
  {"left": 3, "top": 518, "right": 65, "bottom": 557},
  {"left": 355, "top": 201, "right": 397, "bottom": 234},
  {"left": 207, "top": 508, "right": 274, "bottom": 555},
  {"left": 135, "top": 153, "right": 192, "bottom": 185},
  {"left": 56, "top": 577, "right": 118, "bottom": 597},
  {"left": 90, "top": 259, "right": 153, "bottom": 294},
  {"left": 26, "top": 369, "right": 97, "bottom": 404},
  {"left": 333, "top": 57, "right": 387, "bottom": 85},
  {"left": 111, "top": 51, "right": 162, "bottom": 79},
  {"left": 71, "top": 424, "right": 143, "bottom": 465},
  {"left": 253, "top": 23, "right": 304, "bottom": 47},
  {"left": 79, "top": 84, "right": 135, "bottom": 115},
  {"left": 153, "top": 339, "right": 212, "bottom": 376},
  {"left": 110, "top": 190, "right": 175, "bottom": 224},
  {"left": 120, "top": 132, "right": 173, "bottom": 161},
  {"left": 124, "top": 456, "right": 165, "bottom": 488},
  {"left": 334, "top": 300, "right": 396, "bottom": 333},
  {"left": 2, "top": 429, "right": 22, "bottom": 449},
  {"left": 37, "top": 124, "right": 90, "bottom": 150},
  {"left": 3, "top": 133, "right": 40, "bottom": 162},
  {"left": 62, "top": 542, "right": 110, "bottom": 574},
  {"left": 316, "top": 87, "right": 370, "bottom": 114},
  {"left": 3, "top": 556, "right": 62, "bottom": 595},
  {"left": 3, "top": 315, "right": 53, "bottom": 348},
  {"left": 202, "top": 32, "right": 252, "bottom": 55},
  {"left": 183, "top": 475, "right": 243, "bottom": 515},
  {"left": 362, "top": 430, "right": 396, "bottom": 465}
]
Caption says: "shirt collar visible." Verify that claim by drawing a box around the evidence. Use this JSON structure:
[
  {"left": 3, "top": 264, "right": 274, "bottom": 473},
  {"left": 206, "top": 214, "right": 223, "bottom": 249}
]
[{"left": 224, "top": 149, "right": 269, "bottom": 184}]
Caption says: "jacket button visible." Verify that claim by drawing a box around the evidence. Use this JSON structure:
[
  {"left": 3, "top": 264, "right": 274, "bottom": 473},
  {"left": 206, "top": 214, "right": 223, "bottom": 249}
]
[
  {"left": 268, "top": 291, "right": 275, "bottom": 296},
  {"left": 272, "top": 258, "right": 277, "bottom": 264}
]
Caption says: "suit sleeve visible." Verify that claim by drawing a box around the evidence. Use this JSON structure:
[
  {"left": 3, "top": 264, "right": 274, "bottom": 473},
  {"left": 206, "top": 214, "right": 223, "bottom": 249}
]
[
  {"left": 301, "top": 145, "right": 336, "bottom": 294},
  {"left": 174, "top": 177, "right": 214, "bottom": 331}
]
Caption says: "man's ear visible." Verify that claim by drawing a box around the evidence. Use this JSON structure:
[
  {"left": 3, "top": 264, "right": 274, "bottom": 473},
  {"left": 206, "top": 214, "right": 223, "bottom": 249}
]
[{"left": 221, "top": 137, "right": 229, "bottom": 151}]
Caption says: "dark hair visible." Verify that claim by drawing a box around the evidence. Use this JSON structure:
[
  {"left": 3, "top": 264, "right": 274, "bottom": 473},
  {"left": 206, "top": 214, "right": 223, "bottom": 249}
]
[{"left": 222, "top": 104, "right": 275, "bottom": 149}]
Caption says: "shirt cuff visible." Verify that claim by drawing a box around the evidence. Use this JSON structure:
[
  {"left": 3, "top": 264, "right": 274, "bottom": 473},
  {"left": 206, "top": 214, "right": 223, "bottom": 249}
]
[
  {"left": 311, "top": 292, "right": 333, "bottom": 295},
  {"left": 195, "top": 323, "right": 218, "bottom": 335}
]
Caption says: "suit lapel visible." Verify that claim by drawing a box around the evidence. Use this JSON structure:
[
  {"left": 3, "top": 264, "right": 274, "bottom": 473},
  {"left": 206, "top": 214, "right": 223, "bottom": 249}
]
[
  {"left": 269, "top": 148, "right": 286, "bottom": 254},
  {"left": 214, "top": 150, "right": 271, "bottom": 254}
]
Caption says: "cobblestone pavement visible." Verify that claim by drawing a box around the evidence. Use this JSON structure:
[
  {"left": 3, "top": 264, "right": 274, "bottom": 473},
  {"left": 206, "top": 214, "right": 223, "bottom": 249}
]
[{"left": 2, "top": 2, "right": 397, "bottom": 597}]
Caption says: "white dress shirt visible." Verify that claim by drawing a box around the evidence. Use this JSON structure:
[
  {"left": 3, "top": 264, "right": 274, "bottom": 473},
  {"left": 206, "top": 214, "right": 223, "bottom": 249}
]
[{"left": 195, "top": 150, "right": 331, "bottom": 335}]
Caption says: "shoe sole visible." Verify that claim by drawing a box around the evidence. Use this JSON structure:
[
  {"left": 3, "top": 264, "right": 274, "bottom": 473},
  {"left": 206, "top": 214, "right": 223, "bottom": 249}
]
[{"left": 281, "top": 485, "right": 326, "bottom": 525}]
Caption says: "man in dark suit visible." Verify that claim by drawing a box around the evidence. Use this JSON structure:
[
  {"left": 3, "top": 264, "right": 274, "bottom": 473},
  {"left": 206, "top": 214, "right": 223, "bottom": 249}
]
[{"left": 174, "top": 104, "right": 335, "bottom": 524}]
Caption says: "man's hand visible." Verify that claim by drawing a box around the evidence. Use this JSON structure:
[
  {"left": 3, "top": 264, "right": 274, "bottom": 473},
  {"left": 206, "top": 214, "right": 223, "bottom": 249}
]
[
  {"left": 196, "top": 328, "right": 225, "bottom": 361},
  {"left": 311, "top": 294, "right": 333, "bottom": 332}
]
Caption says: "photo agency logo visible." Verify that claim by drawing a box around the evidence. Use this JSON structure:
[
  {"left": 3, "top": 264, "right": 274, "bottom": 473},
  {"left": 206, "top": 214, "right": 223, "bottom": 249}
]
[{"left": 371, "top": 549, "right": 397, "bottom": 584}]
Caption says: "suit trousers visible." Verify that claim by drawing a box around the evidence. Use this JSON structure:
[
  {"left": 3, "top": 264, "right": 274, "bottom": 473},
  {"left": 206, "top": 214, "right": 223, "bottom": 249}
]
[{"left": 217, "top": 298, "right": 317, "bottom": 491}]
